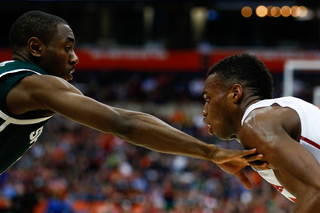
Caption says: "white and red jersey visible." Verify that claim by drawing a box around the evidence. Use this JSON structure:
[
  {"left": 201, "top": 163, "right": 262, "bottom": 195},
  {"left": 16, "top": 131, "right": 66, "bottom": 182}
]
[{"left": 241, "top": 96, "right": 320, "bottom": 203}]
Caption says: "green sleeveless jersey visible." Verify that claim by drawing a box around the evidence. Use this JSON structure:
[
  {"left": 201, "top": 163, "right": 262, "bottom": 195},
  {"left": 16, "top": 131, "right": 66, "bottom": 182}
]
[{"left": 0, "top": 60, "right": 52, "bottom": 174}]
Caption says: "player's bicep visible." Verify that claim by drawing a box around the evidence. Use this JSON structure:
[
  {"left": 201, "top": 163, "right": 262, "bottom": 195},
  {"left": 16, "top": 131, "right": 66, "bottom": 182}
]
[
  {"left": 7, "top": 74, "right": 83, "bottom": 113},
  {"left": 43, "top": 91, "right": 123, "bottom": 133},
  {"left": 240, "top": 116, "right": 320, "bottom": 198},
  {"left": 265, "top": 133, "right": 320, "bottom": 208},
  {"left": 19, "top": 75, "right": 125, "bottom": 134},
  {"left": 239, "top": 117, "right": 285, "bottom": 166}
]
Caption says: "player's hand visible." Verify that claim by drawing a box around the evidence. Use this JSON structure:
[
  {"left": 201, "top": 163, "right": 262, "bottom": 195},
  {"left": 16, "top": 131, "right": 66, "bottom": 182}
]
[
  {"left": 210, "top": 146, "right": 268, "bottom": 189},
  {"left": 249, "top": 160, "right": 269, "bottom": 171}
]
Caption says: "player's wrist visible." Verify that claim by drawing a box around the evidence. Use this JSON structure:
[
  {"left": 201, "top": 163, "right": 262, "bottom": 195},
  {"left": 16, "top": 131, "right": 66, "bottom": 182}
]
[{"left": 207, "top": 144, "right": 219, "bottom": 162}]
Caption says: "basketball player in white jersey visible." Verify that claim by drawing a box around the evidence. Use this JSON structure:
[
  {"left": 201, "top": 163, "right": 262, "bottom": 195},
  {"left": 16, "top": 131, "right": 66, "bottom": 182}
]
[{"left": 202, "top": 53, "right": 320, "bottom": 213}]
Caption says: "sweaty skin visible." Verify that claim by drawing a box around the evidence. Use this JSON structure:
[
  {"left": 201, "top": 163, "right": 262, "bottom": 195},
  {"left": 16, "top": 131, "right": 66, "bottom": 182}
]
[
  {"left": 239, "top": 107, "right": 320, "bottom": 212},
  {"left": 202, "top": 73, "right": 320, "bottom": 213}
]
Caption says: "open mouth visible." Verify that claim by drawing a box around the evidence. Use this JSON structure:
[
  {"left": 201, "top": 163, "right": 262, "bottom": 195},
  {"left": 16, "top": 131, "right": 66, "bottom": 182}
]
[
  {"left": 203, "top": 119, "right": 213, "bottom": 135},
  {"left": 203, "top": 118, "right": 209, "bottom": 125},
  {"left": 69, "top": 66, "right": 75, "bottom": 73}
]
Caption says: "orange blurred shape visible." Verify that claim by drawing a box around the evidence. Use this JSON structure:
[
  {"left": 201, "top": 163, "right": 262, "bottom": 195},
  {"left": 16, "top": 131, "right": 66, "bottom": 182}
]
[{"left": 241, "top": 6, "right": 252, "bottom": 18}]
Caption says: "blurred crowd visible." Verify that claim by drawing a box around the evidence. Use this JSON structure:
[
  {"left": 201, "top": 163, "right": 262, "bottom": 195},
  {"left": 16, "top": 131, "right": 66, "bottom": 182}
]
[
  {"left": 0, "top": 72, "right": 294, "bottom": 213},
  {"left": 1, "top": 1, "right": 319, "bottom": 212}
]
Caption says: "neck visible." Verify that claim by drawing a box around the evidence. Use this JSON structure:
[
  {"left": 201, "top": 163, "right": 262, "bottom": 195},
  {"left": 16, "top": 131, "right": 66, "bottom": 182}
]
[
  {"left": 242, "top": 96, "right": 261, "bottom": 112},
  {"left": 234, "top": 95, "right": 262, "bottom": 139},
  {"left": 11, "top": 50, "right": 33, "bottom": 63}
]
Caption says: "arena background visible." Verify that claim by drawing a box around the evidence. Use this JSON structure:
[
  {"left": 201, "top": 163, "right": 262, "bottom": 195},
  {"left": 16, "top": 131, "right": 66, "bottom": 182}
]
[{"left": 0, "top": 1, "right": 319, "bottom": 212}]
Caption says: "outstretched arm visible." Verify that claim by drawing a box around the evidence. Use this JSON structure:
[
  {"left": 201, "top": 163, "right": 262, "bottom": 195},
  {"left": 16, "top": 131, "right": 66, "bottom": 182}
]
[
  {"left": 240, "top": 106, "right": 320, "bottom": 212},
  {"left": 7, "top": 74, "right": 264, "bottom": 182}
]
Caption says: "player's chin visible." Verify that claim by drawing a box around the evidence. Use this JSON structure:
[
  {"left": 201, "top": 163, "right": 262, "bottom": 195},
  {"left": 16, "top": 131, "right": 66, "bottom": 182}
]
[
  {"left": 208, "top": 129, "right": 214, "bottom": 135},
  {"left": 215, "top": 132, "right": 232, "bottom": 141},
  {"left": 65, "top": 72, "right": 73, "bottom": 81},
  {"left": 207, "top": 125, "right": 214, "bottom": 135}
]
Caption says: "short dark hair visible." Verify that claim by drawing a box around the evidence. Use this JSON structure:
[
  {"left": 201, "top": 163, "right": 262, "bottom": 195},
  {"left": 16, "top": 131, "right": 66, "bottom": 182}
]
[
  {"left": 207, "top": 53, "right": 274, "bottom": 99},
  {"left": 9, "top": 10, "right": 69, "bottom": 51}
]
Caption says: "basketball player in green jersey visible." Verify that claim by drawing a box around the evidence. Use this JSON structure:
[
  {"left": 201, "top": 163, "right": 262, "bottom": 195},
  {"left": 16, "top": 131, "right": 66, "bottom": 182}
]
[{"left": 0, "top": 10, "right": 266, "bottom": 189}]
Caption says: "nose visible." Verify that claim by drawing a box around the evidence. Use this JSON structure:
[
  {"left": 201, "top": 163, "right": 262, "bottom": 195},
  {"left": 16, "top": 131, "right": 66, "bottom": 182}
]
[
  {"left": 70, "top": 50, "right": 79, "bottom": 65},
  {"left": 202, "top": 108, "right": 207, "bottom": 117}
]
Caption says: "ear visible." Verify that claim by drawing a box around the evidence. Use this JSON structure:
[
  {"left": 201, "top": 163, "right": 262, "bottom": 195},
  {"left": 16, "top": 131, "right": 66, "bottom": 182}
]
[
  {"left": 27, "top": 37, "right": 43, "bottom": 58},
  {"left": 231, "top": 84, "right": 243, "bottom": 104}
]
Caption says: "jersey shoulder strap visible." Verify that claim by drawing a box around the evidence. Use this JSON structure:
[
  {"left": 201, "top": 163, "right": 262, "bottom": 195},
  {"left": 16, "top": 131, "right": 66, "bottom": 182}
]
[{"left": 0, "top": 60, "right": 47, "bottom": 117}]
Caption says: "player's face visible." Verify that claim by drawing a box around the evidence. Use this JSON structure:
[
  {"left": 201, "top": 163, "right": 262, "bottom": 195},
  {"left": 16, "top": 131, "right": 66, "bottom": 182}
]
[
  {"left": 202, "top": 74, "right": 236, "bottom": 140},
  {"left": 40, "top": 23, "right": 79, "bottom": 81}
]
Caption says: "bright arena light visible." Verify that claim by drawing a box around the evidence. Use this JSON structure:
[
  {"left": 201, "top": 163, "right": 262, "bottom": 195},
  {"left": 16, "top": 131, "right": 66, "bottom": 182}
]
[
  {"left": 267, "top": 6, "right": 273, "bottom": 17},
  {"left": 271, "top": 6, "right": 281, "bottom": 18},
  {"left": 291, "top": 6, "right": 301, "bottom": 17},
  {"left": 281, "top": 6, "right": 291, "bottom": 17},
  {"left": 256, "top": 5, "right": 268, "bottom": 17},
  {"left": 241, "top": 6, "right": 252, "bottom": 18},
  {"left": 240, "top": 5, "right": 310, "bottom": 19},
  {"left": 299, "top": 6, "right": 308, "bottom": 17}
]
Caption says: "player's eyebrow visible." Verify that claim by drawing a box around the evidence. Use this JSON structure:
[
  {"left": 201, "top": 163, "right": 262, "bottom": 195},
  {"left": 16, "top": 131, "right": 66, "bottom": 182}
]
[{"left": 66, "top": 36, "right": 75, "bottom": 43}]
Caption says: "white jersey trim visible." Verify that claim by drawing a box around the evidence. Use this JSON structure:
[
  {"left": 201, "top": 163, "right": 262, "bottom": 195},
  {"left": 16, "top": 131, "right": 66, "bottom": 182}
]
[
  {"left": 0, "top": 69, "right": 42, "bottom": 78},
  {"left": 0, "top": 109, "right": 52, "bottom": 132},
  {"left": 241, "top": 100, "right": 274, "bottom": 126}
]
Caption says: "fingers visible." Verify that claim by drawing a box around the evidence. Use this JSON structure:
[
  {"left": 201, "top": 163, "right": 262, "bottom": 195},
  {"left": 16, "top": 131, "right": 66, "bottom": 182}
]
[
  {"left": 230, "top": 148, "right": 258, "bottom": 159},
  {"left": 245, "top": 154, "right": 270, "bottom": 170},
  {"left": 250, "top": 162, "right": 269, "bottom": 170},
  {"left": 244, "top": 154, "right": 264, "bottom": 162},
  {"left": 225, "top": 148, "right": 258, "bottom": 162},
  {"left": 235, "top": 171, "right": 252, "bottom": 190},
  {"left": 238, "top": 148, "right": 257, "bottom": 157},
  {"left": 219, "top": 148, "right": 257, "bottom": 161}
]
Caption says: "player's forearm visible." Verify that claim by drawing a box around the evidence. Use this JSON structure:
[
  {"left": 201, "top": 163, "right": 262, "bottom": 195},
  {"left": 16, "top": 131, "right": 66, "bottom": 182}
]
[
  {"left": 52, "top": 95, "right": 215, "bottom": 161},
  {"left": 113, "top": 111, "right": 215, "bottom": 161}
]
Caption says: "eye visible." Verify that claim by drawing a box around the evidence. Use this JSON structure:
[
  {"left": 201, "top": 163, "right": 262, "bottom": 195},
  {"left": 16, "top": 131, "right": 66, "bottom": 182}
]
[
  {"left": 65, "top": 46, "right": 71, "bottom": 51},
  {"left": 205, "top": 98, "right": 210, "bottom": 104}
]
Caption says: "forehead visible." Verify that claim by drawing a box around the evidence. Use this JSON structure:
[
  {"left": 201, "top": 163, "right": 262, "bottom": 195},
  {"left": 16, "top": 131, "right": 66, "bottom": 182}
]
[
  {"left": 203, "top": 74, "right": 220, "bottom": 95},
  {"left": 54, "top": 23, "right": 75, "bottom": 42}
]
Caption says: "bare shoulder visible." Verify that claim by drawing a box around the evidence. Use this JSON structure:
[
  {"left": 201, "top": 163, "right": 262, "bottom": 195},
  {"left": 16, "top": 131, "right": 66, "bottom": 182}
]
[
  {"left": 239, "top": 105, "right": 301, "bottom": 149},
  {"left": 242, "top": 105, "right": 300, "bottom": 131},
  {"left": 18, "top": 74, "right": 82, "bottom": 94},
  {"left": 7, "top": 74, "right": 82, "bottom": 115}
]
